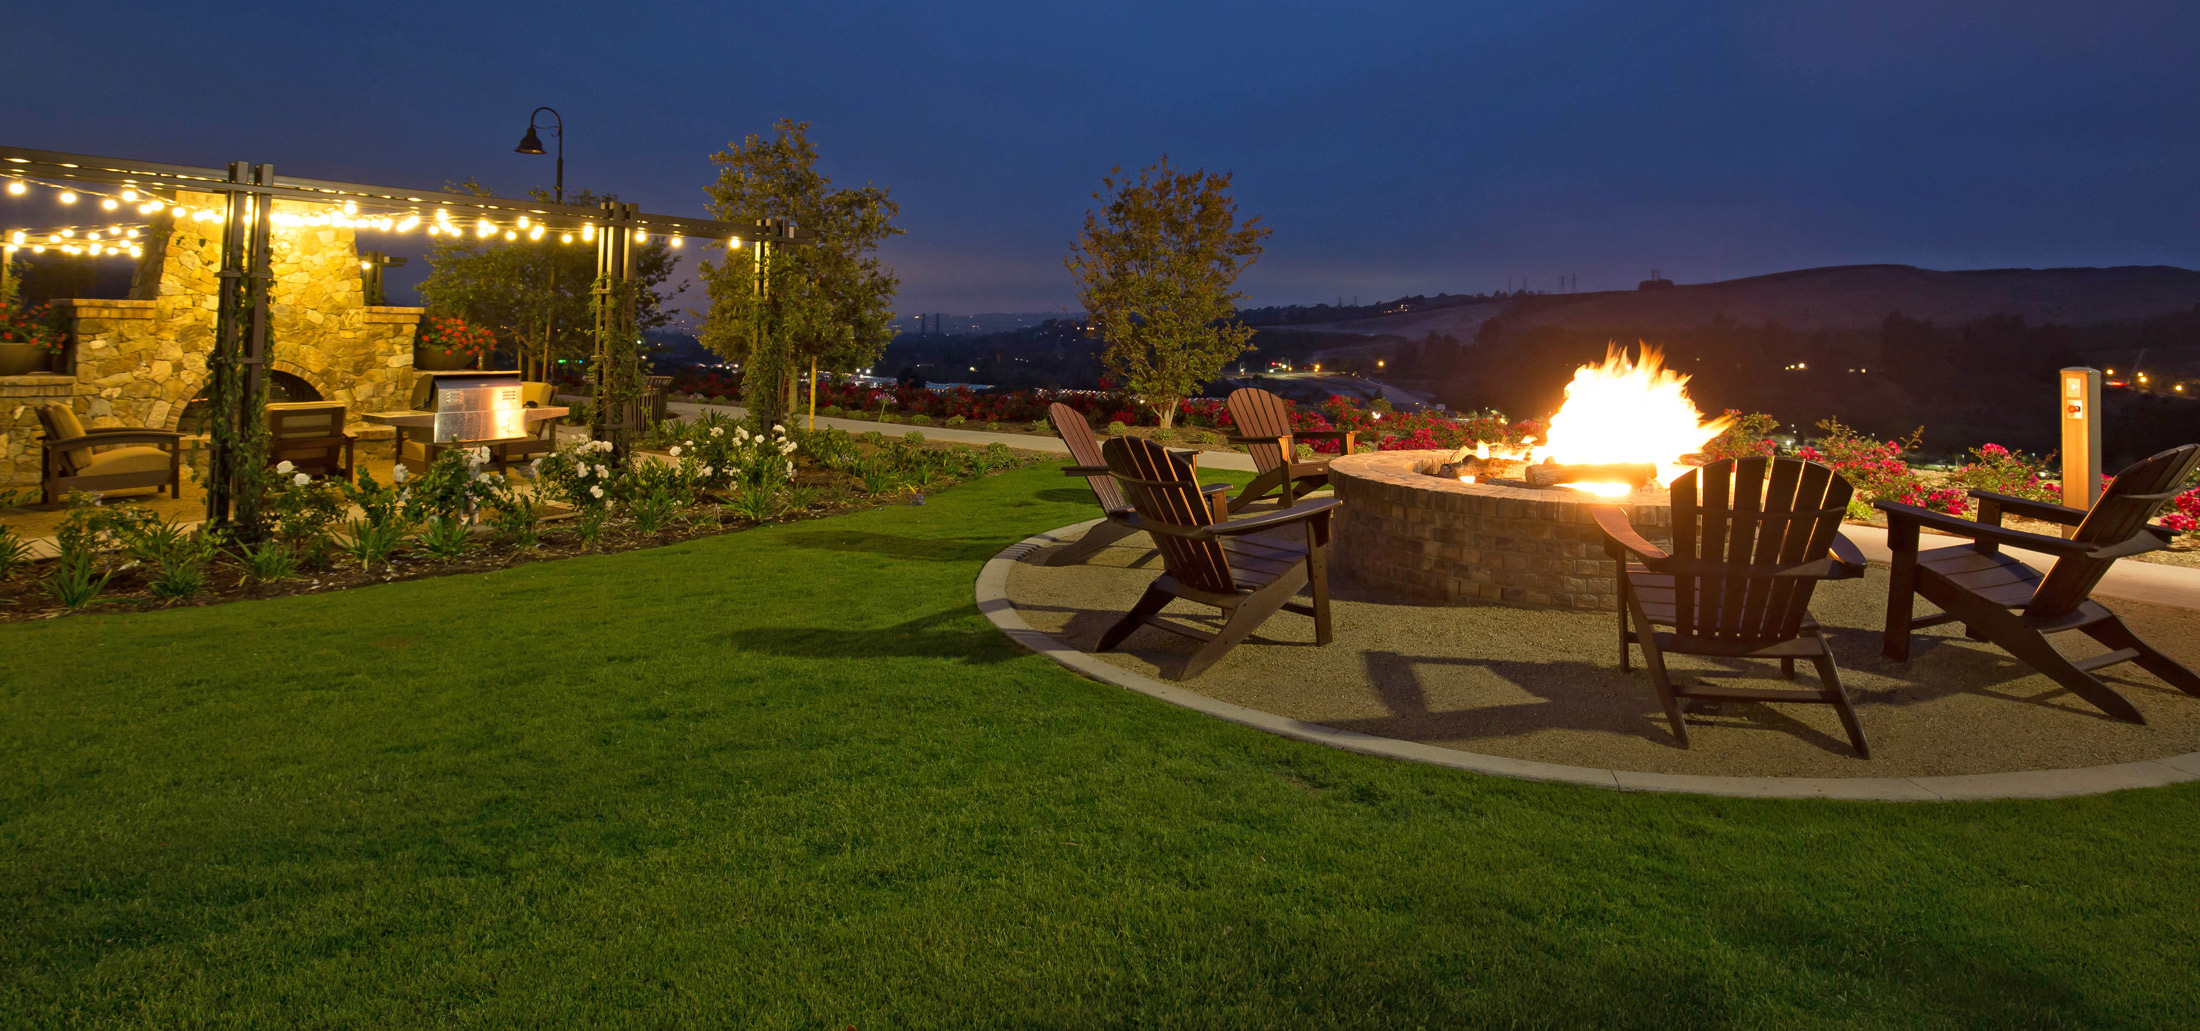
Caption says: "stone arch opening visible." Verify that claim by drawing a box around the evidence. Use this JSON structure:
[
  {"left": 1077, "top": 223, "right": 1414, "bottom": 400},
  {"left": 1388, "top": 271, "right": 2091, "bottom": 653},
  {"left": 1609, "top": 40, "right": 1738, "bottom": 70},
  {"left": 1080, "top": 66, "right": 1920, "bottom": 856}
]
[{"left": 173, "top": 371, "right": 323, "bottom": 435}]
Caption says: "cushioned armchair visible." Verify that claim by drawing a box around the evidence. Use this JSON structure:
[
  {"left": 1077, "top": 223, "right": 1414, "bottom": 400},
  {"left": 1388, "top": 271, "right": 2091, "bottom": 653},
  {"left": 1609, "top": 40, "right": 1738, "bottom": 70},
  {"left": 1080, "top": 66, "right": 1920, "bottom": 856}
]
[
  {"left": 36, "top": 403, "right": 185, "bottom": 504},
  {"left": 264, "top": 401, "right": 355, "bottom": 480},
  {"left": 494, "top": 381, "right": 563, "bottom": 469}
]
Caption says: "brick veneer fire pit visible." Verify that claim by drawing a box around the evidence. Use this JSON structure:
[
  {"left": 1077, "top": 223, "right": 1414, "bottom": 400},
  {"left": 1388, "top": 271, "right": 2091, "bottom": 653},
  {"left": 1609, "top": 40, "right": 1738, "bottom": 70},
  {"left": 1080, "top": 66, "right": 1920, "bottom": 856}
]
[{"left": 1328, "top": 450, "right": 1673, "bottom": 611}]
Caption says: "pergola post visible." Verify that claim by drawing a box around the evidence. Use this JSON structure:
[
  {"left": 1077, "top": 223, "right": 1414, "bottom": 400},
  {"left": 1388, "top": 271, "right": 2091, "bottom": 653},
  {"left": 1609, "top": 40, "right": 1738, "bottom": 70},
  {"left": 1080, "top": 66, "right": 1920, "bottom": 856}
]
[
  {"left": 590, "top": 200, "right": 639, "bottom": 449},
  {"left": 206, "top": 161, "right": 275, "bottom": 529}
]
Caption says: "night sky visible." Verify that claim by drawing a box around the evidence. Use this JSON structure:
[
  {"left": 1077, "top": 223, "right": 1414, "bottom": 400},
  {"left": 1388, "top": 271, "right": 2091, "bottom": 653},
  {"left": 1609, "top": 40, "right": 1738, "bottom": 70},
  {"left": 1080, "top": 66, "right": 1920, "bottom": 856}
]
[{"left": 7, "top": 1, "right": 2196, "bottom": 314}]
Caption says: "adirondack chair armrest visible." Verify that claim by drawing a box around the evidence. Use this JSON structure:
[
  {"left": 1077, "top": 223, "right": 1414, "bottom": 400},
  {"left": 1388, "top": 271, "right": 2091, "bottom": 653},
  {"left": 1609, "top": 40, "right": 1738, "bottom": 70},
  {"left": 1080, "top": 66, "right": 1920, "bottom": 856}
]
[
  {"left": 1591, "top": 505, "right": 1670, "bottom": 565},
  {"left": 1968, "top": 489, "right": 2087, "bottom": 527},
  {"left": 1113, "top": 511, "right": 1219, "bottom": 541},
  {"left": 1770, "top": 534, "right": 1870, "bottom": 581},
  {"left": 1227, "top": 433, "right": 1290, "bottom": 446},
  {"left": 1061, "top": 463, "right": 1111, "bottom": 476},
  {"left": 1207, "top": 496, "right": 1343, "bottom": 537},
  {"left": 1875, "top": 500, "right": 2106, "bottom": 559}
]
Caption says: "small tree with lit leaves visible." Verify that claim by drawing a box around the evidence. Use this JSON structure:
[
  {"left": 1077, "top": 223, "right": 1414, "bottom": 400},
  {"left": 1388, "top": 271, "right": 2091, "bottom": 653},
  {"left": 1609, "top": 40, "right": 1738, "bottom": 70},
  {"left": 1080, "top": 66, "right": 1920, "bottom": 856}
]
[{"left": 1066, "top": 157, "right": 1270, "bottom": 429}]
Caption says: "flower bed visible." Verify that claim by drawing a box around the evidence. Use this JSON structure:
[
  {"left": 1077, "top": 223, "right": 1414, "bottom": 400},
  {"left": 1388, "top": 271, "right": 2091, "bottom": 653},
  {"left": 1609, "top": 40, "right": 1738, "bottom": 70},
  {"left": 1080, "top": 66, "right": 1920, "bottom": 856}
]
[{"left": 0, "top": 421, "right": 1042, "bottom": 621}]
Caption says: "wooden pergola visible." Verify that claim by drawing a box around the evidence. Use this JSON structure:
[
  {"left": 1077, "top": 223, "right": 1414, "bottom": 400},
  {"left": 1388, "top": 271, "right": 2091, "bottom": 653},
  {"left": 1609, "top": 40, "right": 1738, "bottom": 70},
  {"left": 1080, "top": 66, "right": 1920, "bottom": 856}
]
[{"left": 0, "top": 144, "right": 812, "bottom": 526}]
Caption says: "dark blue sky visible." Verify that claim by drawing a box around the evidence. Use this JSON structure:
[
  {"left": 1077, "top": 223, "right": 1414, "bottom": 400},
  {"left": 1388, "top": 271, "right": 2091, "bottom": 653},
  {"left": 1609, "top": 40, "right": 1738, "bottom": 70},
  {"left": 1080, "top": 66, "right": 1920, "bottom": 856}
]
[{"left": 8, "top": 1, "right": 2195, "bottom": 313}]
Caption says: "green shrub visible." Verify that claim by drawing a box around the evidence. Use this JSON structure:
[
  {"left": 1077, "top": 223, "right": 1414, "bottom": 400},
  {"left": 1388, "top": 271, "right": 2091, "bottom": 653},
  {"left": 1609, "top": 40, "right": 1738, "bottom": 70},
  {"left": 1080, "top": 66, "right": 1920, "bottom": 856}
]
[
  {"left": 910, "top": 414, "right": 932, "bottom": 426},
  {"left": 1700, "top": 411, "right": 1781, "bottom": 462},
  {"left": 41, "top": 548, "right": 109, "bottom": 611},
  {"left": 1105, "top": 421, "right": 1129, "bottom": 436},
  {"left": 985, "top": 421, "right": 1001, "bottom": 432},
  {"left": 1949, "top": 444, "right": 2059, "bottom": 503},
  {"left": 341, "top": 517, "right": 405, "bottom": 571},
  {"left": 945, "top": 415, "right": 966, "bottom": 427},
  {"left": 233, "top": 538, "right": 303, "bottom": 584},
  {"left": 0, "top": 525, "right": 32, "bottom": 581},
  {"left": 572, "top": 507, "right": 610, "bottom": 550},
  {"left": 821, "top": 405, "right": 844, "bottom": 418}
]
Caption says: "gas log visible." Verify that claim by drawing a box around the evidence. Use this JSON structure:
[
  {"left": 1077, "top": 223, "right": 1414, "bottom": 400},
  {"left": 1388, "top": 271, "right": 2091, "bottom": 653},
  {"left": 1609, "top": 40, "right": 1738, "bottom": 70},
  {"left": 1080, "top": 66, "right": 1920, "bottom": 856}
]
[{"left": 1431, "top": 455, "right": 1659, "bottom": 491}]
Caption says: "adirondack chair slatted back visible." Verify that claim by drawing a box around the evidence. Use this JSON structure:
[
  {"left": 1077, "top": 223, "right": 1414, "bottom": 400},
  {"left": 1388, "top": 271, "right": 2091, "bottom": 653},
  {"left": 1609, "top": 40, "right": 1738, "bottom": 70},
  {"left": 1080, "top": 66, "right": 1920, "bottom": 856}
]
[
  {"left": 1049, "top": 402, "right": 1127, "bottom": 514},
  {"left": 1226, "top": 388, "right": 1297, "bottom": 475},
  {"left": 1666, "top": 457, "right": 1850, "bottom": 644},
  {"left": 2029, "top": 444, "right": 2200, "bottom": 618},
  {"left": 1103, "top": 435, "right": 1235, "bottom": 594}
]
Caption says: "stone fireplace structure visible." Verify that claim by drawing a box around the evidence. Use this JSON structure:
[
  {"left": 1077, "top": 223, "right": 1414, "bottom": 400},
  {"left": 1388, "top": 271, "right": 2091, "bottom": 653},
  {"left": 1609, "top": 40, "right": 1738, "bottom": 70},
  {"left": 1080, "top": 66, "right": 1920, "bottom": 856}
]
[{"left": 1, "top": 189, "right": 423, "bottom": 488}]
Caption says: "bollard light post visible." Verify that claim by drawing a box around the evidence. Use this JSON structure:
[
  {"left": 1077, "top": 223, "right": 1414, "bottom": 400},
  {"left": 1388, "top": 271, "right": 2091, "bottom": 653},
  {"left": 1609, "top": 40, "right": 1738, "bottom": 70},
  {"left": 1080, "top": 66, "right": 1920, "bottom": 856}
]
[{"left": 2059, "top": 366, "right": 2103, "bottom": 535}]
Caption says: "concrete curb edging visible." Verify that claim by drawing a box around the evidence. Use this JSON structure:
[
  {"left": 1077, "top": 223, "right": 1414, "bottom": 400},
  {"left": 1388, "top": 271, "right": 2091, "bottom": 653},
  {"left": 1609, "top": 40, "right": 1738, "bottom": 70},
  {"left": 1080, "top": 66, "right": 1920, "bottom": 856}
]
[{"left": 978, "top": 521, "right": 2200, "bottom": 802}]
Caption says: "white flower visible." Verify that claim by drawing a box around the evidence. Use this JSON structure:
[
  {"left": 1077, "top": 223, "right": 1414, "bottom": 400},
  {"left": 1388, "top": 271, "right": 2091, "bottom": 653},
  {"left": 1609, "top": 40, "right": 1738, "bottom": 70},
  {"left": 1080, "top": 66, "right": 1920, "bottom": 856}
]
[
  {"left": 292, "top": 472, "right": 310, "bottom": 486},
  {"left": 698, "top": 464, "right": 713, "bottom": 477},
  {"left": 785, "top": 461, "right": 795, "bottom": 477},
  {"left": 668, "top": 445, "right": 682, "bottom": 457},
  {"left": 710, "top": 426, "right": 725, "bottom": 437},
  {"left": 771, "top": 424, "right": 785, "bottom": 434},
  {"left": 594, "top": 464, "right": 609, "bottom": 478},
  {"left": 275, "top": 460, "right": 294, "bottom": 474},
  {"left": 735, "top": 427, "right": 751, "bottom": 441},
  {"left": 466, "top": 446, "right": 491, "bottom": 467},
  {"left": 590, "top": 485, "right": 604, "bottom": 499},
  {"left": 392, "top": 464, "right": 410, "bottom": 484},
  {"left": 779, "top": 441, "right": 796, "bottom": 455},
  {"left": 476, "top": 472, "right": 494, "bottom": 483}
]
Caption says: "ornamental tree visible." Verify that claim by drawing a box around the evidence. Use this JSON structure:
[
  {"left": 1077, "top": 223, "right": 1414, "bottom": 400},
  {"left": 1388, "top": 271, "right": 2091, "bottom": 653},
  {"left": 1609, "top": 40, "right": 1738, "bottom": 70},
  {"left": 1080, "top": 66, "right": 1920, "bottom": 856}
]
[
  {"left": 1065, "top": 157, "right": 1270, "bottom": 429},
  {"left": 698, "top": 119, "right": 903, "bottom": 429},
  {"left": 418, "top": 182, "right": 682, "bottom": 380}
]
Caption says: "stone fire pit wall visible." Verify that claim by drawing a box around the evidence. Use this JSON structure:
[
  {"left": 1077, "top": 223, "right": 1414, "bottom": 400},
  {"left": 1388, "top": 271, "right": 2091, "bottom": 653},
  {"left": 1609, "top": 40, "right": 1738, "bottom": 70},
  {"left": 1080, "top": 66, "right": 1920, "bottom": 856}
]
[{"left": 1327, "top": 450, "right": 1672, "bottom": 611}]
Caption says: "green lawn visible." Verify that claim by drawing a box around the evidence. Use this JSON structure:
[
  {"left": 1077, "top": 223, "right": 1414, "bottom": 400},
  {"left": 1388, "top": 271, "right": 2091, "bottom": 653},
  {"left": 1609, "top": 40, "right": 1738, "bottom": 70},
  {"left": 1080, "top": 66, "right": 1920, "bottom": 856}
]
[{"left": 3, "top": 464, "right": 2196, "bottom": 1029}]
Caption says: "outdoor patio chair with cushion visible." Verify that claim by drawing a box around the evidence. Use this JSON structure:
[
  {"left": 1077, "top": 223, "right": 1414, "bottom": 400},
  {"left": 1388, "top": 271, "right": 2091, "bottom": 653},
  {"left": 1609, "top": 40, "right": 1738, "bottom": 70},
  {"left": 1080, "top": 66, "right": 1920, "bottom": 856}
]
[
  {"left": 36, "top": 403, "right": 186, "bottom": 504},
  {"left": 1595, "top": 456, "right": 1872, "bottom": 756},
  {"left": 1877, "top": 443, "right": 2200, "bottom": 723},
  {"left": 1037, "top": 401, "right": 1231, "bottom": 566},
  {"left": 1224, "top": 387, "right": 1353, "bottom": 512},
  {"left": 264, "top": 401, "right": 355, "bottom": 480},
  {"left": 1096, "top": 434, "right": 1338, "bottom": 680}
]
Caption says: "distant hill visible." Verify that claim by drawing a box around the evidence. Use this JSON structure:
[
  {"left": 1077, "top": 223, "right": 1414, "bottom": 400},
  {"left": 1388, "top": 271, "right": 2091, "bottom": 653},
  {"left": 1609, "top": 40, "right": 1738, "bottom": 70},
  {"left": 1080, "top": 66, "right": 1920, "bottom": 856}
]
[{"left": 1279, "top": 265, "right": 2200, "bottom": 339}]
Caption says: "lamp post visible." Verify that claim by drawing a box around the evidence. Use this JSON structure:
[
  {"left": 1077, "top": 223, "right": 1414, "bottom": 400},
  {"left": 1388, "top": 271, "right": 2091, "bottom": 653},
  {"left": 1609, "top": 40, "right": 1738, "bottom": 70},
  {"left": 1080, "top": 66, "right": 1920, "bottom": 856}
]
[{"left": 515, "top": 107, "right": 564, "bottom": 379}]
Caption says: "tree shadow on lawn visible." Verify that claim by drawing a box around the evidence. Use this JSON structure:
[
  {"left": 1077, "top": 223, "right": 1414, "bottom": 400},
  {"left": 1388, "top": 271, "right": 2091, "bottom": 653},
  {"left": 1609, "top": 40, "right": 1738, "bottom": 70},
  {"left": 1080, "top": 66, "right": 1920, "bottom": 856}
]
[
  {"left": 720, "top": 604, "right": 1025, "bottom": 664},
  {"left": 776, "top": 529, "right": 1012, "bottom": 563}
]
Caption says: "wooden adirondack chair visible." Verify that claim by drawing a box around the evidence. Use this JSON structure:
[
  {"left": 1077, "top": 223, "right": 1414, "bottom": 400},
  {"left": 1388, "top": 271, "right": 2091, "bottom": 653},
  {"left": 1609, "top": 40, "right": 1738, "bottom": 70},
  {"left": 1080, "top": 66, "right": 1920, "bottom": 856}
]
[
  {"left": 1225, "top": 387, "right": 1355, "bottom": 511},
  {"left": 1096, "top": 435, "right": 1339, "bottom": 679},
  {"left": 1595, "top": 457, "right": 1872, "bottom": 755},
  {"left": 1878, "top": 444, "right": 2200, "bottom": 723},
  {"left": 1039, "top": 402, "right": 1231, "bottom": 566}
]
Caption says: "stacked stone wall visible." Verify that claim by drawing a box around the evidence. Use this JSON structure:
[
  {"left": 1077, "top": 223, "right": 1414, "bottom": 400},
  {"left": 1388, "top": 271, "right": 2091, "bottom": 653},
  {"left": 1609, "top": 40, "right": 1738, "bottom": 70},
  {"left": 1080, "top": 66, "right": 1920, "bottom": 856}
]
[
  {"left": 3, "top": 190, "right": 422, "bottom": 487},
  {"left": 1328, "top": 450, "right": 1673, "bottom": 611}
]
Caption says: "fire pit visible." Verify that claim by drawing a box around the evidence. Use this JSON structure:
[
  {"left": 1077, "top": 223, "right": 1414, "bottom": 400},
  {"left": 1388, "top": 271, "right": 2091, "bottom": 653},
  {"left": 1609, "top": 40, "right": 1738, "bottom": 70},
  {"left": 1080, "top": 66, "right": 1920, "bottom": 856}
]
[
  {"left": 1330, "top": 451, "right": 1670, "bottom": 610},
  {"left": 1330, "top": 345, "right": 1730, "bottom": 611}
]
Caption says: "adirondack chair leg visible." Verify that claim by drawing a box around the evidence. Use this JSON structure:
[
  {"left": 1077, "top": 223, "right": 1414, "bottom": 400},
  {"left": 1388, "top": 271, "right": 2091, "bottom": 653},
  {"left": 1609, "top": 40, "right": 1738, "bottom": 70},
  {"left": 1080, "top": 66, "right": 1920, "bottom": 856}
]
[
  {"left": 1616, "top": 597, "right": 1633, "bottom": 673},
  {"left": 1227, "top": 467, "right": 1286, "bottom": 513},
  {"left": 1809, "top": 650, "right": 1870, "bottom": 758},
  {"left": 2082, "top": 614, "right": 2200, "bottom": 698},
  {"left": 1626, "top": 595, "right": 1688, "bottom": 747},
  {"left": 1098, "top": 583, "right": 1174, "bottom": 652},
  {"left": 1964, "top": 605, "right": 2148, "bottom": 723},
  {"left": 1305, "top": 533, "right": 1333, "bottom": 647},
  {"left": 1780, "top": 657, "right": 1796, "bottom": 679},
  {"left": 1180, "top": 570, "right": 1307, "bottom": 680},
  {"left": 1882, "top": 528, "right": 1921, "bottom": 661},
  {"left": 1037, "top": 519, "right": 1141, "bottom": 567}
]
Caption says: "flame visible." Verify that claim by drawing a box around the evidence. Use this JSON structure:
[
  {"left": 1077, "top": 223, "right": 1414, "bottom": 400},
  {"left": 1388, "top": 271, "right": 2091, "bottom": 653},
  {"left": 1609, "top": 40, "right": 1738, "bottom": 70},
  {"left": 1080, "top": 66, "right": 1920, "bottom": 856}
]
[{"left": 1532, "top": 344, "right": 1731, "bottom": 495}]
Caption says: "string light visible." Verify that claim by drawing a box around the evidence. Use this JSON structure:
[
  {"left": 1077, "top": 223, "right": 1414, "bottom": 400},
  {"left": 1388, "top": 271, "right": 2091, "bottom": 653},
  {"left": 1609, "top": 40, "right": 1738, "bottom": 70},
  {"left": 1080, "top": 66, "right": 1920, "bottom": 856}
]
[
  {"left": 102, "top": 198, "right": 119, "bottom": 210},
  {"left": 560, "top": 232, "right": 573, "bottom": 243},
  {"left": 633, "top": 230, "right": 646, "bottom": 243},
  {"left": 669, "top": 237, "right": 681, "bottom": 248},
  {"left": 58, "top": 191, "right": 76, "bottom": 204},
  {"left": 5, "top": 181, "right": 24, "bottom": 195},
  {"left": 121, "top": 189, "right": 138, "bottom": 202},
  {"left": 528, "top": 225, "right": 544, "bottom": 241},
  {"left": 582, "top": 225, "right": 595, "bottom": 241}
]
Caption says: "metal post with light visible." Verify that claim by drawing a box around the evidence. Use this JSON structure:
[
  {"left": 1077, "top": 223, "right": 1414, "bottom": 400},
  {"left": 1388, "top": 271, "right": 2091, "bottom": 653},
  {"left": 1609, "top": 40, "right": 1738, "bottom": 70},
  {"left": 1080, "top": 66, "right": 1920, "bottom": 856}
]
[
  {"left": 2060, "top": 366, "right": 2104, "bottom": 530},
  {"left": 515, "top": 107, "right": 564, "bottom": 381}
]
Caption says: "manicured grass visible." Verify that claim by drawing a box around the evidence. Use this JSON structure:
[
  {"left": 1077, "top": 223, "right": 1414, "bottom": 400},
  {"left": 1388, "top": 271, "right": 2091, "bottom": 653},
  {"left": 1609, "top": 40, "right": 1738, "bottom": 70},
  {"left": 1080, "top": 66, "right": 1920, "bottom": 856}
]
[{"left": 3, "top": 465, "right": 2197, "bottom": 1029}]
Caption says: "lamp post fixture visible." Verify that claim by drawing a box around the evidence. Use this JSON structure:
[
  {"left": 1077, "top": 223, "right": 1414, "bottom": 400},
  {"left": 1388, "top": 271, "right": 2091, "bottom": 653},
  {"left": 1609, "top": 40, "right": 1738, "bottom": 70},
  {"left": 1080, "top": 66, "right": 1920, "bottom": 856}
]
[
  {"left": 515, "top": 107, "right": 564, "bottom": 379},
  {"left": 514, "top": 107, "right": 564, "bottom": 203}
]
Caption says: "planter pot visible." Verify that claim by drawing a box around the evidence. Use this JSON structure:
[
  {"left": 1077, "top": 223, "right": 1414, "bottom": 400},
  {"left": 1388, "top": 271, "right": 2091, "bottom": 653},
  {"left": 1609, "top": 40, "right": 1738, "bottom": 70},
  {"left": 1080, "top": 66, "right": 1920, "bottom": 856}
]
[
  {"left": 414, "top": 347, "right": 475, "bottom": 371},
  {"left": 0, "top": 341, "right": 54, "bottom": 376}
]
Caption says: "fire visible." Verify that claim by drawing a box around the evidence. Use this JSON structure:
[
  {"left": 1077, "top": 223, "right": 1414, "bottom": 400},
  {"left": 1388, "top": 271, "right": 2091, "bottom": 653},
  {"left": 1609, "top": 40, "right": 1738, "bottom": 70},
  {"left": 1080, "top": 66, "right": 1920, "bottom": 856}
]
[{"left": 1532, "top": 344, "right": 1731, "bottom": 496}]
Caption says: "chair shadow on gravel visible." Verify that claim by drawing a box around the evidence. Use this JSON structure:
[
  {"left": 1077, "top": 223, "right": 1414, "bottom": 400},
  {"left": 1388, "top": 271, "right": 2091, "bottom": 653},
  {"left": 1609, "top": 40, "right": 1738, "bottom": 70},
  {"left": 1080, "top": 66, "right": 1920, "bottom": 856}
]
[{"left": 1329, "top": 650, "right": 1868, "bottom": 757}]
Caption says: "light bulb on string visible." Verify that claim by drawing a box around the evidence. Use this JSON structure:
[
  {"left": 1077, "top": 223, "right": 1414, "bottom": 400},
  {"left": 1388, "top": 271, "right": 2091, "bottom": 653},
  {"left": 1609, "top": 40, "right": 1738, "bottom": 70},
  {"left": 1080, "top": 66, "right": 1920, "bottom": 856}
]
[
  {"left": 582, "top": 225, "right": 595, "bottom": 241},
  {"left": 528, "top": 226, "right": 544, "bottom": 241},
  {"left": 121, "top": 189, "right": 137, "bottom": 202},
  {"left": 102, "top": 198, "right": 119, "bottom": 210},
  {"left": 397, "top": 216, "right": 418, "bottom": 231},
  {"left": 5, "top": 181, "right": 25, "bottom": 195},
  {"left": 560, "top": 233, "right": 573, "bottom": 244},
  {"left": 59, "top": 191, "right": 77, "bottom": 204},
  {"left": 517, "top": 216, "right": 531, "bottom": 229},
  {"left": 669, "top": 237, "right": 681, "bottom": 248},
  {"left": 633, "top": 230, "right": 646, "bottom": 243},
  {"left": 504, "top": 230, "right": 516, "bottom": 240}
]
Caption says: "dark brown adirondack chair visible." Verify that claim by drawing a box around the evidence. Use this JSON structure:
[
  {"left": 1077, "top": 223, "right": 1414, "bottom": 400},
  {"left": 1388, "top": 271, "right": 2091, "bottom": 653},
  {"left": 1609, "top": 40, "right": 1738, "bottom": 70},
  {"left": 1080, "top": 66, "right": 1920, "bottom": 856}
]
[
  {"left": 1225, "top": 387, "right": 1355, "bottom": 511},
  {"left": 1039, "top": 402, "right": 1231, "bottom": 566},
  {"left": 1097, "top": 435, "right": 1339, "bottom": 679},
  {"left": 1878, "top": 444, "right": 2200, "bottom": 723},
  {"left": 1595, "top": 457, "right": 1871, "bottom": 756}
]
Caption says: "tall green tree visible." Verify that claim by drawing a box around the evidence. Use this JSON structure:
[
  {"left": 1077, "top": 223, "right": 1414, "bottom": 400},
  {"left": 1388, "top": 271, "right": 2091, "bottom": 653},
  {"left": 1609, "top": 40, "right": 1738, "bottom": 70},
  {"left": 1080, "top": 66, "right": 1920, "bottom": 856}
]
[
  {"left": 1066, "top": 157, "right": 1270, "bottom": 428},
  {"left": 417, "top": 182, "right": 683, "bottom": 379},
  {"left": 698, "top": 120, "right": 902, "bottom": 428}
]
